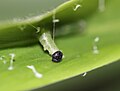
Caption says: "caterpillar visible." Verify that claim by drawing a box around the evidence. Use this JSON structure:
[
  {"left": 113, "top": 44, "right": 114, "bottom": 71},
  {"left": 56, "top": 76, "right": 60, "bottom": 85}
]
[{"left": 38, "top": 29, "right": 63, "bottom": 63}]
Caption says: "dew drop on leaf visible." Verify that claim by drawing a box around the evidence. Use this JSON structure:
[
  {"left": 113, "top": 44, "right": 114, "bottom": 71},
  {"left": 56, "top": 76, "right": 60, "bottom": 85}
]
[
  {"left": 8, "top": 53, "right": 15, "bottom": 71},
  {"left": 27, "top": 65, "right": 43, "bottom": 79}
]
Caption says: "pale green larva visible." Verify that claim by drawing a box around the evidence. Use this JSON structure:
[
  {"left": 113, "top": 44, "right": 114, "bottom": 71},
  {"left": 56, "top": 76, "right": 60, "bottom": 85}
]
[
  {"left": 28, "top": 23, "right": 63, "bottom": 63},
  {"left": 38, "top": 30, "right": 63, "bottom": 63}
]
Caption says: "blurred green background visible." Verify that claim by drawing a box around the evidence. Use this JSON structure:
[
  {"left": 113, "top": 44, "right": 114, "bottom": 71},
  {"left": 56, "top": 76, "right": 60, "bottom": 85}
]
[{"left": 0, "top": 0, "right": 67, "bottom": 21}]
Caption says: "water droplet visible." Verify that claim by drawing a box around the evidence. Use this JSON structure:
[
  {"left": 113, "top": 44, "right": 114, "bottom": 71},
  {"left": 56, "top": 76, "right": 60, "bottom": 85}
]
[
  {"left": 82, "top": 72, "right": 87, "bottom": 77},
  {"left": 27, "top": 65, "right": 43, "bottom": 78},
  {"left": 93, "top": 45, "right": 99, "bottom": 54},
  {"left": 0, "top": 56, "right": 7, "bottom": 64},
  {"left": 8, "top": 66, "right": 14, "bottom": 70},
  {"left": 53, "top": 19, "right": 60, "bottom": 23},
  {"left": 93, "top": 37, "right": 100, "bottom": 54},
  {"left": 36, "top": 27, "right": 41, "bottom": 33},
  {"left": 74, "top": 4, "right": 82, "bottom": 11},
  {"left": 8, "top": 53, "right": 15, "bottom": 71},
  {"left": 94, "top": 37, "right": 100, "bottom": 42}
]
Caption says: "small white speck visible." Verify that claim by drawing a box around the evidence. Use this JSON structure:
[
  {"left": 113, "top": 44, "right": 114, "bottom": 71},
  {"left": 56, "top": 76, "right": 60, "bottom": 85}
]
[
  {"left": 74, "top": 4, "right": 82, "bottom": 11},
  {"left": 8, "top": 53, "right": 15, "bottom": 71},
  {"left": 36, "top": 27, "right": 41, "bottom": 33},
  {"left": 8, "top": 66, "right": 14, "bottom": 70},
  {"left": 93, "top": 45, "right": 99, "bottom": 54},
  {"left": 9, "top": 53, "right": 15, "bottom": 59},
  {"left": 94, "top": 37, "right": 100, "bottom": 42},
  {"left": 93, "top": 37, "right": 100, "bottom": 54},
  {"left": 28, "top": 23, "right": 41, "bottom": 33},
  {"left": 27, "top": 65, "right": 43, "bottom": 78},
  {"left": 53, "top": 19, "right": 60, "bottom": 23},
  {"left": 82, "top": 72, "right": 87, "bottom": 77},
  {"left": 0, "top": 56, "right": 7, "bottom": 64},
  {"left": 98, "top": 0, "right": 105, "bottom": 12}
]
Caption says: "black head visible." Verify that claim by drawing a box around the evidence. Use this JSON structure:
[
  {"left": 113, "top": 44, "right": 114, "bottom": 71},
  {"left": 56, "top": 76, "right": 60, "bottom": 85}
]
[{"left": 52, "top": 51, "right": 63, "bottom": 63}]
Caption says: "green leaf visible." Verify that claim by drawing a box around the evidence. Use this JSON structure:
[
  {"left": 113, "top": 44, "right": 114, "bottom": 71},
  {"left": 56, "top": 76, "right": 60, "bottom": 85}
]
[{"left": 0, "top": 0, "right": 120, "bottom": 91}]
